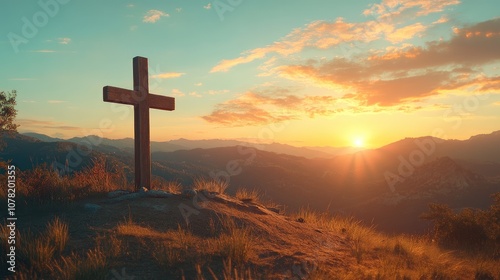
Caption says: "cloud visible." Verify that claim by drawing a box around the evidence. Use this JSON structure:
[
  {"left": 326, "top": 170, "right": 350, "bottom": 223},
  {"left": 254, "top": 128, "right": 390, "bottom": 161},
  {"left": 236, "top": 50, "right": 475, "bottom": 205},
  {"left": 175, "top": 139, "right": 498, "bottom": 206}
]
[
  {"left": 17, "top": 119, "right": 80, "bottom": 131},
  {"left": 176, "top": 8, "right": 182, "bottom": 13},
  {"left": 209, "top": 17, "right": 415, "bottom": 73},
  {"left": 277, "top": 18, "right": 500, "bottom": 106},
  {"left": 202, "top": 87, "right": 341, "bottom": 126},
  {"left": 204, "top": 3, "right": 212, "bottom": 10},
  {"left": 58, "top": 37, "right": 71, "bottom": 45},
  {"left": 194, "top": 82, "right": 203, "bottom": 86},
  {"left": 171, "top": 88, "right": 185, "bottom": 97},
  {"left": 363, "top": 0, "right": 460, "bottom": 18},
  {"left": 189, "top": 92, "right": 202, "bottom": 98},
  {"left": 385, "top": 23, "right": 427, "bottom": 43},
  {"left": 143, "top": 9, "right": 169, "bottom": 23},
  {"left": 209, "top": 0, "right": 462, "bottom": 73},
  {"left": 48, "top": 100, "right": 67, "bottom": 104},
  {"left": 206, "top": 89, "right": 230, "bottom": 95},
  {"left": 151, "top": 72, "right": 186, "bottom": 79},
  {"left": 127, "top": 4, "right": 134, "bottom": 8},
  {"left": 31, "top": 50, "right": 56, "bottom": 53},
  {"left": 130, "top": 25, "right": 138, "bottom": 31}
]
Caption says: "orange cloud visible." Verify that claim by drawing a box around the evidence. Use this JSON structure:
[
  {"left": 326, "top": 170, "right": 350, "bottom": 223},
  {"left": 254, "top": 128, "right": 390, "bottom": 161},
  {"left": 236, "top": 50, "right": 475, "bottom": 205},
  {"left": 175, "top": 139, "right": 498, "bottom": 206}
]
[
  {"left": 364, "top": 0, "right": 460, "bottom": 18},
  {"left": 151, "top": 72, "right": 185, "bottom": 79},
  {"left": 143, "top": 10, "right": 169, "bottom": 23},
  {"left": 277, "top": 19, "right": 500, "bottom": 107},
  {"left": 202, "top": 88, "right": 340, "bottom": 126},
  {"left": 210, "top": 18, "right": 392, "bottom": 73},
  {"left": 210, "top": 0, "right": 462, "bottom": 73},
  {"left": 385, "top": 23, "right": 427, "bottom": 43}
]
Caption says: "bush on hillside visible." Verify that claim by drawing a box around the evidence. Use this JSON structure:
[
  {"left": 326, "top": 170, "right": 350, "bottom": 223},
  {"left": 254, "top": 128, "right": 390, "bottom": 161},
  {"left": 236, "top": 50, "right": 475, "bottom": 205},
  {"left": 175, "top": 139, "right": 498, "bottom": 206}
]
[{"left": 421, "top": 193, "right": 500, "bottom": 252}]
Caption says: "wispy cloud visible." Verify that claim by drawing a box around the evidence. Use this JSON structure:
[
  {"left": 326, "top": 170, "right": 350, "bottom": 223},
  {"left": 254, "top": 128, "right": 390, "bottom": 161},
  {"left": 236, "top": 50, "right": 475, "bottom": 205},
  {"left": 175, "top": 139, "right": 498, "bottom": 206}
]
[
  {"left": 210, "top": 0, "right": 461, "bottom": 73},
  {"left": 194, "top": 82, "right": 203, "bottom": 86},
  {"left": 48, "top": 100, "right": 67, "bottom": 104},
  {"left": 206, "top": 89, "right": 230, "bottom": 95},
  {"left": 151, "top": 72, "right": 186, "bottom": 79},
  {"left": 31, "top": 50, "right": 56, "bottom": 53},
  {"left": 189, "top": 92, "right": 202, "bottom": 98},
  {"left": 204, "top": 3, "right": 212, "bottom": 10},
  {"left": 363, "top": 0, "right": 460, "bottom": 18},
  {"left": 171, "top": 88, "right": 185, "bottom": 97},
  {"left": 126, "top": 4, "right": 134, "bottom": 8},
  {"left": 143, "top": 9, "right": 169, "bottom": 23},
  {"left": 17, "top": 119, "right": 80, "bottom": 131},
  {"left": 58, "top": 37, "right": 71, "bottom": 45},
  {"left": 176, "top": 8, "right": 182, "bottom": 13}
]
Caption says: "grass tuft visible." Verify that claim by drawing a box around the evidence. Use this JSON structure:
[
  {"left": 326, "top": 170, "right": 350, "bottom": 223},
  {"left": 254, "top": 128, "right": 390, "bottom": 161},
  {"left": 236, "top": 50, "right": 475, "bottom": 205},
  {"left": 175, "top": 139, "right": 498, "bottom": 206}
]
[
  {"left": 194, "top": 178, "right": 228, "bottom": 194},
  {"left": 46, "top": 217, "right": 69, "bottom": 254},
  {"left": 235, "top": 188, "right": 260, "bottom": 203}
]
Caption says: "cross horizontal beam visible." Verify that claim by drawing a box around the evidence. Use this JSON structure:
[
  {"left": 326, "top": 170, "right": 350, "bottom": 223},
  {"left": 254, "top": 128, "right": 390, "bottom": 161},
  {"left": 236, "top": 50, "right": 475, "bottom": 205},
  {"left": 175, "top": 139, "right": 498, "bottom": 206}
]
[{"left": 103, "top": 86, "right": 175, "bottom": 111}]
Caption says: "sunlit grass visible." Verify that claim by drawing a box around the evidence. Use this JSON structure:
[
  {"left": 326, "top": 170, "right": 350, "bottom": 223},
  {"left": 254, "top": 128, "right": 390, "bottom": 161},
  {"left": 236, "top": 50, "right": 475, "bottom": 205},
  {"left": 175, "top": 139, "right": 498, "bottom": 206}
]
[
  {"left": 289, "top": 207, "right": 499, "bottom": 279},
  {"left": 46, "top": 217, "right": 69, "bottom": 254},
  {"left": 53, "top": 248, "right": 108, "bottom": 280},
  {"left": 194, "top": 178, "right": 228, "bottom": 194},
  {"left": 235, "top": 188, "right": 260, "bottom": 203}
]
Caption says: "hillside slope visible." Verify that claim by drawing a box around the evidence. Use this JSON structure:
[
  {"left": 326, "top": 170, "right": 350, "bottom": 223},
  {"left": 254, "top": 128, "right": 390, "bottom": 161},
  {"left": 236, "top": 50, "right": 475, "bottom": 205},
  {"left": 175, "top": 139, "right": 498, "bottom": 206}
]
[{"left": 3, "top": 188, "right": 498, "bottom": 279}]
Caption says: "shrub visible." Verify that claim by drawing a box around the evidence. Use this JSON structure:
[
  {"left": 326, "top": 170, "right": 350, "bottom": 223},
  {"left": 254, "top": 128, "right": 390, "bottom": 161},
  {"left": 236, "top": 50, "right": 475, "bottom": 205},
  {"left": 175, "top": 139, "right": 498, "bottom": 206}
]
[{"left": 421, "top": 193, "right": 500, "bottom": 251}]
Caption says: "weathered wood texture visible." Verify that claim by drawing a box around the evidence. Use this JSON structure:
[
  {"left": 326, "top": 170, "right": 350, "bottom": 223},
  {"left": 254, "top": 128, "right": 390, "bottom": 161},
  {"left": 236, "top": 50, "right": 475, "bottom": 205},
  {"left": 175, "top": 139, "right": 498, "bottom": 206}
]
[{"left": 103, "top": 56, "right": 175, "bottom": 190}]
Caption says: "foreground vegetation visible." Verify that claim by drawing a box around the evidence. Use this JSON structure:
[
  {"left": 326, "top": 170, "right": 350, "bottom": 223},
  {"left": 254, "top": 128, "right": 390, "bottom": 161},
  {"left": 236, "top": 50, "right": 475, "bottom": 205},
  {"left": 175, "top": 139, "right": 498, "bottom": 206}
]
[{"left": 0, "top": 160, "right": 499, "bottom": 279}]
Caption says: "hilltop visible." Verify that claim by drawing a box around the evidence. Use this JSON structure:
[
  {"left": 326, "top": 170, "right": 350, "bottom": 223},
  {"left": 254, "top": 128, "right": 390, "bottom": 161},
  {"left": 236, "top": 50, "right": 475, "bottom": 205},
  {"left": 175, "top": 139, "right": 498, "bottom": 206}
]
[{"left": 1, "top": 179, "right": 498, "bottom": 279}]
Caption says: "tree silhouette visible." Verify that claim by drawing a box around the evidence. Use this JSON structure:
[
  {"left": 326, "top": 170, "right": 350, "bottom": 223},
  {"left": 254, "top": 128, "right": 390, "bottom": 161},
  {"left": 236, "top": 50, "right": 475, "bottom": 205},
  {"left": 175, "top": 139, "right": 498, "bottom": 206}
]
[{"left": 0, "top": 90, "right": 19, "bottom": 150}]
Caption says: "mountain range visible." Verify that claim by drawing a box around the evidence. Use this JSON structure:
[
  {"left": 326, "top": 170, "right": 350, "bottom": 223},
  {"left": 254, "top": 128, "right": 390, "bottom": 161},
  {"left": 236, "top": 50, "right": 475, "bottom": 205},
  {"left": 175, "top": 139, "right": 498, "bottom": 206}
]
[
  {"left": 22, "top": 132, "right": 364, "bottom": 159},
  {"left": 2, "top": 130, "right": 499, "bottom": 234}
]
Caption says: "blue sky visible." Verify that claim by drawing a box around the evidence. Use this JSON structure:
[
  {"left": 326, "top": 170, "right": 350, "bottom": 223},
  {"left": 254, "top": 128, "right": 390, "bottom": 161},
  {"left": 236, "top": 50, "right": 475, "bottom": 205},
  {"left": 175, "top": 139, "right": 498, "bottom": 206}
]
[{"left": 1, "top": 0, "right": 499, "bottom": 147}]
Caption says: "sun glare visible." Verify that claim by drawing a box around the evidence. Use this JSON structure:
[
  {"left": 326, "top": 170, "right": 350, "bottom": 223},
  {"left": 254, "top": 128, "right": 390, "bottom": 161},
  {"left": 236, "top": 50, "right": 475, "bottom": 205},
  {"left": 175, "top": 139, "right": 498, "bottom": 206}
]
[{"left": 353, "top": 138, "right": 364, "bottom": 147}]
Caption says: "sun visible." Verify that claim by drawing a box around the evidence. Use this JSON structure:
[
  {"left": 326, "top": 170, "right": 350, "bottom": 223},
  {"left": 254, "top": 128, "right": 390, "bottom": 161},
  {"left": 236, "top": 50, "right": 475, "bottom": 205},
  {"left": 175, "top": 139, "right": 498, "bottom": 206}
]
[{"left": 353, "top": 137, "right": 364, "bottom": 147}]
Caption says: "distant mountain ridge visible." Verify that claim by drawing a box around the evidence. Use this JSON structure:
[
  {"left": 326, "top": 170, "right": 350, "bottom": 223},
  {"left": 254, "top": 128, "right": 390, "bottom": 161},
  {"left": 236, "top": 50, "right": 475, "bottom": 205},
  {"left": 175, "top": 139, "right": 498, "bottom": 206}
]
[
  {"left": 22, "top": 132, "right": 362, "bottom": 159},
  {"left": 7, "top": 130, "right": 500, "bottom": 234}
]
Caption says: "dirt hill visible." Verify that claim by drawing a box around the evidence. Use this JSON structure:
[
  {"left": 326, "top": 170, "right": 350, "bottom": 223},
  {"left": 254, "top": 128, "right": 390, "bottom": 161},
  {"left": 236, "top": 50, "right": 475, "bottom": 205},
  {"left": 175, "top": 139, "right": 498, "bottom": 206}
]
[{"left": 3, "top": 186, "right": 498, "bottom": 279}]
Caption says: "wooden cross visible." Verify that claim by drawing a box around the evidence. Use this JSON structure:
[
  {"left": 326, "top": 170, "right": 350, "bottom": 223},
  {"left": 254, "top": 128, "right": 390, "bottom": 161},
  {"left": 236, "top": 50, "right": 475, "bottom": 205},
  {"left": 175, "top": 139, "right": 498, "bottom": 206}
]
[{"left": 103, "top": 56, "right": 175, "bottom": 191}]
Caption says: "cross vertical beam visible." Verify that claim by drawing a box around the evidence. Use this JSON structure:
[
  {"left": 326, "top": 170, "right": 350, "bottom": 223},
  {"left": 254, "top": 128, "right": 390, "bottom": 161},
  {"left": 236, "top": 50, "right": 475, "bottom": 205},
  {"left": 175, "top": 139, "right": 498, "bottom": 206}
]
[
  {"left": 103, "top": 56, "right": 175, "bottom": 191},
  {"left": 133, "top": 57, "right": 151, "bottom": 190}
]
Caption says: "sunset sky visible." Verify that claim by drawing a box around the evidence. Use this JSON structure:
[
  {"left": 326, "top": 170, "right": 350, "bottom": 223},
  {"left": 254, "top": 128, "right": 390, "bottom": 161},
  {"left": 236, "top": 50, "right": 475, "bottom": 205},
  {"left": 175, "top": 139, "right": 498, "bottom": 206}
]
[{"left": 1, "top": 0, "right": 499, "bottom": 148}]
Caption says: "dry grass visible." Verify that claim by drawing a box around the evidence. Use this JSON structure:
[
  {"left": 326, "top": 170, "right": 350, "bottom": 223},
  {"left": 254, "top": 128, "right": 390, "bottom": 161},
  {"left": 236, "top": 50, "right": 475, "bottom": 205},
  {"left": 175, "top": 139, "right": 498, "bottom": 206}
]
[
  {"left": 235, "top": 188, "right": 260, "bottom": 203},
  {"left": 46, "top": 217, "right": 69, "bottom": 254},
  {"left": 19, "top": 232, "right": 55, "bottom": 271},
  {"left": 194, "top": 178, "right": 228, "bottom": 194},
  {"left": 205, "top": 258, "right": 255, "bottom": 280},
  {"left": 116, "top": 215, "right": 166, "bottom": 239},
  {"left": 53, "top": 248, "right": 108, "bottom": 280},
  {"left": 290, "top": 208, "right": 499, "bottom": 279},
  {"left": 215, "top": 216, "right": 255, "bottom": 266},
  {"left": 71, "top": 156, "right": 128, "bottom": 193},
  {"left": 152, "top": 178, "right": 183, "bottom": 194},
  {"left": 2, "top": 171, "right": 498, "bottom": 279}
]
